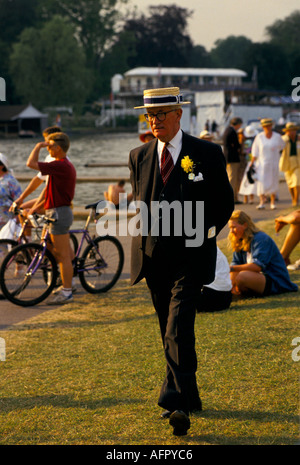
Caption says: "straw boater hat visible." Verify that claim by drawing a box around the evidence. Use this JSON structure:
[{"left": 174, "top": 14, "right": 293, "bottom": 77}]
[
  {"left": 260, "top": 118, "right": 273, "bottom": 127},
  {"left": 199, "top": 130, "right": 212, "bottom": 140},
  {"left": 283, "top": 122, "right": 300, "bottom": 132},
  {"left": 134, "top": 87, "right": 191, "bottom": 109}
]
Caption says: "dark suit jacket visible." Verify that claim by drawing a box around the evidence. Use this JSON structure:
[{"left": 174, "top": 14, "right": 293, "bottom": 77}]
[
  {"left": 128, "top": 131, "right": 234, "bottom": 286},
  {"left": 222, "top": 126, "right": 241, "bottom": 164}
]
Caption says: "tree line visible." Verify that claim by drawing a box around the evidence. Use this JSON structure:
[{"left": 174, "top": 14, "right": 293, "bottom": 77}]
[{"left": 0, "top": 0, "right": 299, "bottom": 109}]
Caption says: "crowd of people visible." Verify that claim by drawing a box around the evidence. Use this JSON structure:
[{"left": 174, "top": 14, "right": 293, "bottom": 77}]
[
  {"left": 0, "top": 112, "right": 298, "bottom": 310},
  {"left": 0, "top": 114, "right": 298, "bottom": 306},
  {"left": 202, "top": 116, "right": 300, "bottom": 293},
  {"left": 221, "top": 117, "right": 300, "bottom": 209}
]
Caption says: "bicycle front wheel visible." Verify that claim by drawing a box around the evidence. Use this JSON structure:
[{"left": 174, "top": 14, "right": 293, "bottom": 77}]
[
  {"left": 79, "top": 236, "right": 124, "bottom": 293},
  {"left": 69, "top": 232, "right": 78, "bottom": 255},
  {"left": 0, "top": 243, "right": 58, "bottom": 307}
]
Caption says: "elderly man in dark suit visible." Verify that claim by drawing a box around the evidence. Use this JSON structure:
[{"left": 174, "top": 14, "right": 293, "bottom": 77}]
[{"left": 128, "top": 87, "right": 234, "bottom": 436}]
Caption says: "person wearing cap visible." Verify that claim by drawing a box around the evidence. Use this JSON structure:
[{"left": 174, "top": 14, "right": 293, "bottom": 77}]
[
  {"left": 279, "top": 122, "right": 300, "bottom": 206},
  {"left": 250, "top": 118, "right": 285, "bottom": 210},
  {"left": 0, "top": 153, "right": 22, "bottom": 229},
  {"left": 129, "top": 87, "right": 234, "bottom": 436},
  {"left": 222, "top": 117, "right": 243, "bottom": 204}
]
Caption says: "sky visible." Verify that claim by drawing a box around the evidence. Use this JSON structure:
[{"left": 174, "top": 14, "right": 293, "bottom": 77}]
[{"left": 130, "top": 0, "right": 300, "bottom": 50}]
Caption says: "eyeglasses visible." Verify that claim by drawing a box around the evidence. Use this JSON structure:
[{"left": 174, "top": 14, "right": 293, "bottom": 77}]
[{"left": 144, "top": 109, "right": 176, "bottom": 122}]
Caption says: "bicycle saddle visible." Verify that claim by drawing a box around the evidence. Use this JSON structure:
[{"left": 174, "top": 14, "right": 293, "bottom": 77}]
[{"left": 85, "top": 201, "right": 101, "bottom": 210}]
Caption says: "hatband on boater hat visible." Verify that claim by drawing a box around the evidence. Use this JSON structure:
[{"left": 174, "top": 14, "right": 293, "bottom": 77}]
[
  {"left": 260, "top": 118, "right": 273, "bottom": 127},
  {"left": 134, "top": 87, "right": 190, "bottom": 109}
]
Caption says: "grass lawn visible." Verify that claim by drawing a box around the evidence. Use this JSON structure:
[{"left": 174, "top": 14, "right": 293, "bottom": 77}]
[{"left": 0, "top": 214, "right": 299, "bottom": 445}]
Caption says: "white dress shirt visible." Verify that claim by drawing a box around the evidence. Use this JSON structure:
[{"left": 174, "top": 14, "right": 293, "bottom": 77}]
[{"left": 157, "top": 129, "right": 183, "bottom": 171}]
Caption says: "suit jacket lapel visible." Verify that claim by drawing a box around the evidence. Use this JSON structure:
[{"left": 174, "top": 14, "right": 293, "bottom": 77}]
[{"left": 138, "top": 140, "right": 159, "bottom": 203}]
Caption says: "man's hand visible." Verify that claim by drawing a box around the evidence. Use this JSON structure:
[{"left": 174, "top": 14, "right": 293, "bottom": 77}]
[
  {"left": 9, "top": 201, "right": 18, "bottom": 213},
  {"left": 27, "top": 141, "right": 49, "bottom": 170},
  {"left": 37, "top": 141, "right": 49, "bottom": 148}
]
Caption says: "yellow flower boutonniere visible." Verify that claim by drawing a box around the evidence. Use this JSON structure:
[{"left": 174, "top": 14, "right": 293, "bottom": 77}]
[
  {"left": 181, "top": 156, "right": 196, "bottom": 180},
  {"left": 181, "top": 156, "right": 194, "bottom": 173}
]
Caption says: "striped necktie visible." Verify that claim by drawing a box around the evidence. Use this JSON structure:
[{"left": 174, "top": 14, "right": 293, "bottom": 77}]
[{"left": 161, "top": 143, "right": 174, "bottom": 185}]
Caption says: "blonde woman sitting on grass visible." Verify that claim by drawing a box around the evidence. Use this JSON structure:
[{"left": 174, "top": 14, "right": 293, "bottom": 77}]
[{"left": 228, "top": 210, "right": 298, "bottom": 297}]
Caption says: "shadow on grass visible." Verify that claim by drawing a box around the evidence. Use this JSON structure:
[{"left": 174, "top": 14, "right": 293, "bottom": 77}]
[
  {"left": 193, "top": 408, "right": 298, "bottom": 424},
  {"left": 11, "top": 312, "right": 157, "bottom": 332},
  {"left": 229, "top": 291, "right": 299, "bottom": 312},
  {"left": 188, "top": 432, "right": 296, "bottom": 445},
  {"left": 188, "top": 408, "right": 299, "bottom": 445},
  {"left": 0, "top": 395, "right": 141, "bottom": 412}
]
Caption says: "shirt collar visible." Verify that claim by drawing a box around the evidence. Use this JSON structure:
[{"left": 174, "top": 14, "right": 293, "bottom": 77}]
[{"left": 157, "top": 129, "right": 182, "bottom": 154}]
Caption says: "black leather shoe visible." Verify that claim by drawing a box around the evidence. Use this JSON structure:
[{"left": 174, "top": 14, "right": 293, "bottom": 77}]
[{"left": 169, "top": 410, "right": 190, "bottom": 436}]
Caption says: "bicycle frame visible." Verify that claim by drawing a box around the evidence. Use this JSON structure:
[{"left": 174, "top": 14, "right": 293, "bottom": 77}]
[
  {"left": 70, "top": 205, "right": 100, "bottom": 257},
  {"left": 12, "top": 205, "right": 107, "bottom": 279},
  {"left": 70, "top": 208, "right": 108, "bottom": 273},
  {"left": 0, "top": 203, "right": 124, "bottom": 305}
]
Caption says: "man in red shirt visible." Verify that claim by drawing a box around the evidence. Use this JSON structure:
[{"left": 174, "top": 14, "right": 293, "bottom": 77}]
[{"left": 27, "top": 132, "right": 76, "bottom": 304}]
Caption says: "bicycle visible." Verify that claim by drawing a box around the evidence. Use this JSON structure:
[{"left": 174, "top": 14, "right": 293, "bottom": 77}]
[
  {"left": 0, "top": 205, "right": 78, "bottom": 261},
  {"left": 0, "top": 206, "right": 78, "bottom": 298},
  {"left": 0, "top": 201, "right": 124, "bottom": 307}
]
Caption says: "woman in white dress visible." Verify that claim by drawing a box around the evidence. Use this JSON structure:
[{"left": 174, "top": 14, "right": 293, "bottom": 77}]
[{"left": 250, "top": 118, "right": 285, "bottom": 210}]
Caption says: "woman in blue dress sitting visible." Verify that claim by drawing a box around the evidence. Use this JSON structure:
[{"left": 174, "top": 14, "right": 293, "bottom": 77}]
[{"left": 228, "top": 210, "right": 298, "bottom": 297}]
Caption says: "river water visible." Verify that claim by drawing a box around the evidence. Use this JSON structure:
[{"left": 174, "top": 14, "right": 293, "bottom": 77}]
[{"left": 0, "top": 132, "right": 140, "bottom": 207}]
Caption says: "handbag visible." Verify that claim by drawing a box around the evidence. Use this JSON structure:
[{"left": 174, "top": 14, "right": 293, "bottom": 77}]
[
  {"left": 246, "top": 165, "right": 257, "bottom": 184},
  {"left": 0, "top": 218, "right": 22, "bottom": 240}
]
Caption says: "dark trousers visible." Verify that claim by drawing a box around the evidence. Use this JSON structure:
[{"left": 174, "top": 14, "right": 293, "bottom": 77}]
[
  {"left": 144, "top": 243, "right": 202, "bottom": 414},
  {"left": 197, "top": 286, "right": 232, "bottom": 313}
]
